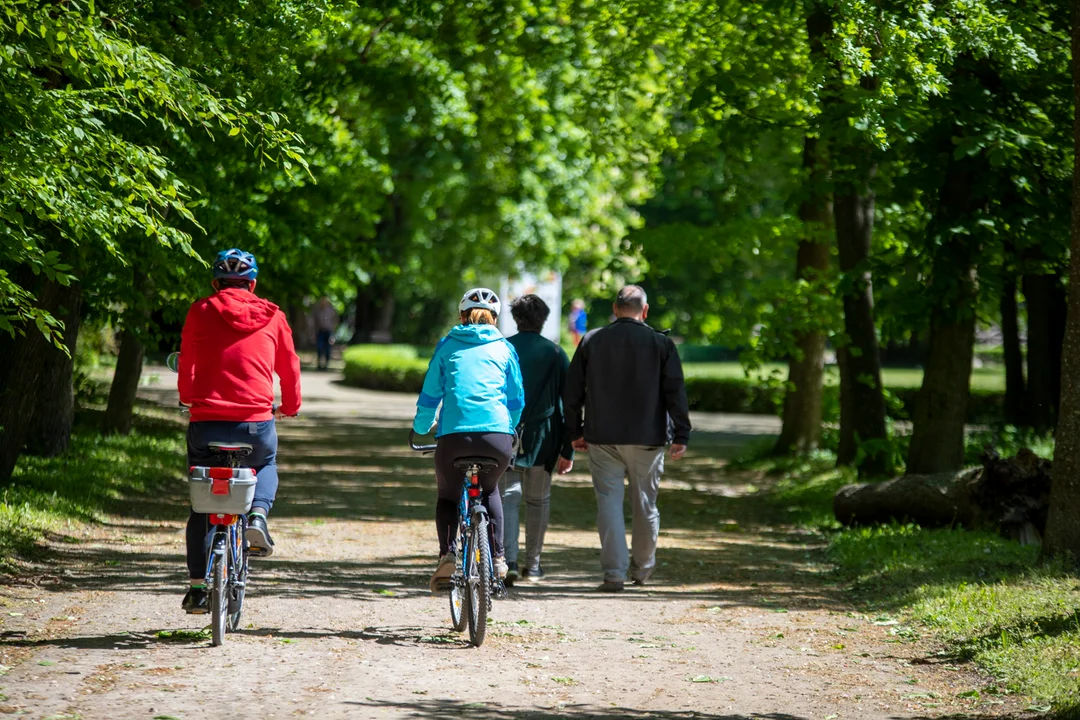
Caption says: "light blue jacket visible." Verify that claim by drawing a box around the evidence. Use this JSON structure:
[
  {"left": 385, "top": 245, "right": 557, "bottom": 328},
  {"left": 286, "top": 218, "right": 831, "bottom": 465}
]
[{"left": 413, "top": 324, "right": 525, "bottom": 437}]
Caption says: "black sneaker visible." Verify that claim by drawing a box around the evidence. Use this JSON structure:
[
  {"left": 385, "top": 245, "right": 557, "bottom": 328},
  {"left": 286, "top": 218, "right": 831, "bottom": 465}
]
[
  {"left": 246, "top": 514, "right": 275, "bottom": 558},
  {"left": 504, "top": 561, "right": 519, "bottom": 587},
  {"left": 181, "top": 587, "right": 208, "bottom": 614},
  {"left": 522, "top": 567, "right": 545, "bottom": 583},
  {"left": 597, "top": 580, "right": 625, "bottom": 593}
]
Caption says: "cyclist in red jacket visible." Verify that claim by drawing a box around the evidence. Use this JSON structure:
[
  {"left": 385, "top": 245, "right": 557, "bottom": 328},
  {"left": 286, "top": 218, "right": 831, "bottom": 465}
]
[{"left": 177, "top": 248, "right": 302, "bottom": 614}]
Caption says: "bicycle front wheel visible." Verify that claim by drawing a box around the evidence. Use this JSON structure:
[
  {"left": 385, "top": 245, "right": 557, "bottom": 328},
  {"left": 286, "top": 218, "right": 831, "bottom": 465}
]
[
  {"left": 467, "top": 516, "right": 491, "bottom": 647},
  {"left": 210, "top": 544, "right": 228, "bottom": 646}
]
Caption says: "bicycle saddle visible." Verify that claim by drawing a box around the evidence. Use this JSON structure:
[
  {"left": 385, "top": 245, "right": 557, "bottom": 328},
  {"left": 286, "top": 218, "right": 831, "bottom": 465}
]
[
  {"left": 208, "top": 442, "right": 253, "bottom": 454},
  {"left": 453, "top": 456, "right": 500, "bottom": 471}
]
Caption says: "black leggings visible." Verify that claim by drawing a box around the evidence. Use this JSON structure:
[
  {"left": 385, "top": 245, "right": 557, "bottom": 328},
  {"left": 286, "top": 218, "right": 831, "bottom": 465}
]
[{"left": 434, "top": 432, "right": 513, "bottom": 558}]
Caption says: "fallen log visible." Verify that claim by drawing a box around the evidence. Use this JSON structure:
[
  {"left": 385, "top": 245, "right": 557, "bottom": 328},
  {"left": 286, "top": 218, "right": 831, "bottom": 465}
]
[{"left": 833, "top": 449, "right": 1051, "bottom": 544}]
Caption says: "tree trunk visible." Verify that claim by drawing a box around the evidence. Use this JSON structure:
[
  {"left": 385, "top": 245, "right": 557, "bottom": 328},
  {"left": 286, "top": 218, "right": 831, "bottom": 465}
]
[
  {"left": 1043, "top": 0, "right": 1080, "bottom": 562},
  {"left": 834, "top": 161, "right": 890, "bottom": 477},
  {"left": 1024, "top": 273, "right": 1066, "bottom": 431},
  {"left": 906, "top": 112, "right": 985, "bottom": 475},
  {"left": 25, "top": 283, "right": 83, "bottom": 457},
  {"left": 906, "top": 278, "right": 977, "bottom": 473},
  {"left": 0, "top": 277, "right": 69, "bottom": 483},
  {"left": 1001, "top": 279, "right": 1027, "bottom": 426},
  {"left": 836, "top": 346, "right": 857, "bottom": 465},
  {"left": 775, "top": 134, "right": 831, "bottom": 456},
  {"left": 103, "top": 327, "right": 146, "bottom": 435}
]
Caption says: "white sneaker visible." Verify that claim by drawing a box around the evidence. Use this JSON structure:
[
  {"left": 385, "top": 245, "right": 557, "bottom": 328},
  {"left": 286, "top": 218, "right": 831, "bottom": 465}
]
[
  {"left": 494, "top": 556, "right": 508, "bottom": 579},
  {"left": 429, "top": 553, "right": 456, "bottom": 592}
]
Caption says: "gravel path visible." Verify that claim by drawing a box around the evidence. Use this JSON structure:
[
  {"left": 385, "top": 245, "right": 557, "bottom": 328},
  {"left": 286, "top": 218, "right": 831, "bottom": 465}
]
[{"left": 0, "top": 369, "right": 1030, "bottom": 720}]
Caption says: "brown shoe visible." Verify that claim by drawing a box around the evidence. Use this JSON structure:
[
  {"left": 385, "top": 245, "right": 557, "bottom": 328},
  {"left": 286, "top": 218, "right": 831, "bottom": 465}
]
[{"left": 429, "top": 553, "right": 456, "bottom": 593}]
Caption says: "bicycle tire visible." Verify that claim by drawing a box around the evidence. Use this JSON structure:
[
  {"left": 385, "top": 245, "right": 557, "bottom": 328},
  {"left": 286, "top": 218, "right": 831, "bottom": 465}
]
[
  {"left": 449, "top": 572, "right": 467, "bottom": 631},
  {"left": 467, "top": 516, "right": 491, "bottom": 647},
  {"left": 211, "top": 544, "right": 228, "bottom": 647},
  {"left": 228, "top": 529, "right": 248, "bottom": 632}
]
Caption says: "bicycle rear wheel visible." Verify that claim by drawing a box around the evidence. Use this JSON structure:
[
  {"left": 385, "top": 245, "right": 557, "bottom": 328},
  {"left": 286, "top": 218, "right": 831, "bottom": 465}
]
[
  {"left": 467, "top": 516, "right": 491, "bottom": 647},
  {"left": 210, "top": 543, "right": 228, "bottom": 647},
  {"left": 449, "top": 571, "right": 467, "bottom": 632},
  {"left": 228, "top": 523, "right": 248, "bottom": 632},
  {"left": 449, "top": 524, "right": 467, "bottom": 632}
]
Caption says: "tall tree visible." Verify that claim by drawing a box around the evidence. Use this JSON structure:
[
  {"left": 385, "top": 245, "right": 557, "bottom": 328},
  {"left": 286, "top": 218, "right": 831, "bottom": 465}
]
[{"left": 1042, "top": 0, "right": 1080, "bottom": 564}]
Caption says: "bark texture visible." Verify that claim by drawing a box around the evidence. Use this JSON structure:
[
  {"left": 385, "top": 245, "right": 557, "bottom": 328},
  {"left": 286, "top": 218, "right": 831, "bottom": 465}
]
[
  {"left": 836, "top": 449, "right": 1050, "bottom": 546},
  {"left": 834, "top": 161, "right": 890, "bottom": 477},
  {"left": 25, "top": 283, "right": 83, "bottom": 457},
  {"left": 906, "top": 109, "right": 984, "bottom": 475},
  {"left": 775, "top": 133, "right": 831, "bottom": 456},
  {"left": 1042, "top": 0, "right": 1080, "bottom": 562},
  {"left": 0, "top": 277, "right": 69, "bottom": 483},
  {"left": 103, "top": 327, "right": 146, "bottom": 435},
  {"left": 1001, "top": 279, "right": 1027, "bottom": 427},
  {"left": 1023, "top": 272, "right": 1066, "bottom": 431}
]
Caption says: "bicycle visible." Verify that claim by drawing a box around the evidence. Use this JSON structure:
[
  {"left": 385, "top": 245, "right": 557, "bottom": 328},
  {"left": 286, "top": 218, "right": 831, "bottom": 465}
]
[
  {"left": 188, "top": 443, "right": 257, "bottom": 647},
  {"left": 409, "top": 430, "right": 507, "bottom": 647},
  {"left": 168, "top": 352, "right": 262, "bottom": 647}
]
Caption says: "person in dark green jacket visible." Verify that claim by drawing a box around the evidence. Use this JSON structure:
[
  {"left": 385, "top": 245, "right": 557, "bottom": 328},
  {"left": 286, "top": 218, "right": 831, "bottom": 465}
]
[{"left": 500, "top": 294, "right": 575, "bottom": 584}]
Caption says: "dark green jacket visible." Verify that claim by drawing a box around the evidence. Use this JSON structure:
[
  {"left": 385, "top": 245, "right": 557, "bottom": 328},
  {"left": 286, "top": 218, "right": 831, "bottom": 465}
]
[{"left": 507, "top": 331, "right": 574, "bottom": 471}]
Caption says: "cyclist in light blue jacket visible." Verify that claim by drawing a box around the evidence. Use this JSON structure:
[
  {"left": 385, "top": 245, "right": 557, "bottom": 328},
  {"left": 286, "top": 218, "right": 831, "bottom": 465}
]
[{"left": 414, "top": 287, "right": 525, "bottom": 592}]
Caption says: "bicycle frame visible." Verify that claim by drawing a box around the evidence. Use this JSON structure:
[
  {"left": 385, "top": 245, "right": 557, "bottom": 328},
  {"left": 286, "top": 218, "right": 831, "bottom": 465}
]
[{"left": 205, "top": 513, "right": 246, "bottom": 600}]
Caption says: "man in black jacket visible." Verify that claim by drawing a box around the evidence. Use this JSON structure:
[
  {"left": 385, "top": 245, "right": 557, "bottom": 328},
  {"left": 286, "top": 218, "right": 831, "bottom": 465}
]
[{"left": 564, "top": 285, "right": 691, "bottom": 592}]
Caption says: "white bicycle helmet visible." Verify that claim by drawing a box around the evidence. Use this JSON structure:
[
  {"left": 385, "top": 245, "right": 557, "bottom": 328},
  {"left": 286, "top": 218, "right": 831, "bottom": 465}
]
[{"left": 459, "top": 287, "right": 501, "bottom": 317}]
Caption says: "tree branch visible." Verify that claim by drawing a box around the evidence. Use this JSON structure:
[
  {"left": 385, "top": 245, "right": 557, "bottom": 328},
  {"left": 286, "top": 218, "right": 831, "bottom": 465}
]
[{"left": 360, "top": 15, "right": 396, "bottom": 63}]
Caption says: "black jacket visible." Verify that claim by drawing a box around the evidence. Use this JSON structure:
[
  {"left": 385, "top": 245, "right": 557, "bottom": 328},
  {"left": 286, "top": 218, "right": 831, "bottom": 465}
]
[{"left": 563, "top": 317, "right": 691, "bottom": 446}]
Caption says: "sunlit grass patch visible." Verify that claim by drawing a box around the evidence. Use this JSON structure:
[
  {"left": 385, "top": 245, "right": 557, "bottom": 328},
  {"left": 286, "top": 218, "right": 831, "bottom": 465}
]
[
  {"left": 2, "top": 414, "right": 185, "bottom": 571},
  {"left": 829, "top": 523, "right": 1080, "bottom": 714}
]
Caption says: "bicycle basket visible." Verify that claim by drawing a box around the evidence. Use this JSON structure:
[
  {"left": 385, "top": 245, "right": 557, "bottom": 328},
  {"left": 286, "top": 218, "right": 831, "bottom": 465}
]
[{"left": 188, "top": 467, "right": 257, "bottom": 515}]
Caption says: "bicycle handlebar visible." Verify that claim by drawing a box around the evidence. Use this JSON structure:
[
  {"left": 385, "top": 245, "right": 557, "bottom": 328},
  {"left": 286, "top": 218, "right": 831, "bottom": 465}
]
[{"left": 409, "top": 429, "right": 437, "bottom": 453}]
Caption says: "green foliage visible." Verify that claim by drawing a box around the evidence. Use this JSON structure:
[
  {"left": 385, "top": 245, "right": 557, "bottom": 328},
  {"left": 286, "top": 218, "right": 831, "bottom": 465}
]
[{"left": 0, "top": 0, "right": 308, "bottom": 339}]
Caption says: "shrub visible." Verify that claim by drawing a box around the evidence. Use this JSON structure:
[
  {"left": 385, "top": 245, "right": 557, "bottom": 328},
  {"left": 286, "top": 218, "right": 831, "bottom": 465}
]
[{"left": 342, "top": 345, "right": 430, "bottom": 393}]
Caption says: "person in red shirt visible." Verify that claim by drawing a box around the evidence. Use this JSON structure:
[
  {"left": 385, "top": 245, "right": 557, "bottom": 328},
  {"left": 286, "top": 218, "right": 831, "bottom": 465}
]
[{"left": 177, "top": 248, "right": 301, "bottom": 614}]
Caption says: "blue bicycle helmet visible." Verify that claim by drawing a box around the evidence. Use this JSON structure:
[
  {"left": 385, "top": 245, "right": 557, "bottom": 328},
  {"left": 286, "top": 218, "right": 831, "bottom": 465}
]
[{"left": 212, "top": 248, "right": 259, "bottom": 282}]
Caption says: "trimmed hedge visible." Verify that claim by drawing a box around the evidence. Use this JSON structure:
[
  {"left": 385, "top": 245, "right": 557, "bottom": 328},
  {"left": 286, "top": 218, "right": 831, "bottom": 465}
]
[
  {"left": 342, "top": 344, "right": 1006, "bottom": 423},
  {"left": 342, "top": 345, "right": 429, "bottom": 393}
]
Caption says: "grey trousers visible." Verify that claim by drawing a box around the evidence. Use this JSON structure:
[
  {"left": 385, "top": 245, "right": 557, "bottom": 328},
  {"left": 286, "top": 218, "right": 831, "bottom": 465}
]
[
  {"left": 589, "top": 444, "right": 665, "bottom": 583},
  {"left": 499, "top": 465, "right": 552, "bottom": 573}
]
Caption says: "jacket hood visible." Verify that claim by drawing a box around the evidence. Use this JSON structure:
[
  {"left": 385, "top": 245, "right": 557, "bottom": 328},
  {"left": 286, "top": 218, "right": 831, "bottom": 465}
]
[
  {"left": 206, "top": 288, "right": 280, "bottom": 332},
  {"left": 448, "top": 323, "right": 505, "bottom": 345}
]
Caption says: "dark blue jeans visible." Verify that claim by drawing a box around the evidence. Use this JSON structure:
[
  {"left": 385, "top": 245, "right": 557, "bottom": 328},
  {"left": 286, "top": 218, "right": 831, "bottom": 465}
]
[
  {"left": 316, "top": 330, "right": 332, "bottom": 367},
  {"left": 186, "top": 420, "right": 278, "bottom": 579}
]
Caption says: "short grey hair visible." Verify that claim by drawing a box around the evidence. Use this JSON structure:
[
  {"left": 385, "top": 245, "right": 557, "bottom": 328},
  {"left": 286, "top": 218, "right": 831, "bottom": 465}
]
[{"left": 615, "top": 285, "right": 647, "bottom": 311}]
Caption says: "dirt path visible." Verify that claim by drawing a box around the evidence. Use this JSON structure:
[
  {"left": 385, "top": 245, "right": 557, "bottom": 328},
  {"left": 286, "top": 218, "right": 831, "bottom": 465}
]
[{"left": 0, "top": 371, "right": 1031, "bottom": 720}]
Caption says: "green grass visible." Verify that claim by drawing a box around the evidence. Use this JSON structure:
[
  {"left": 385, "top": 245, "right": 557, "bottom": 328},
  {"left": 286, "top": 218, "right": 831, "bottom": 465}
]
[
  {"left": 2, "top": 410, "right": 185, "bottom": 570},
  {"left": 739, "top": 438, "right": 1079, "bottom": 716},
  {"left": 831, "top": 524, "right": 1080, "bottom": 715}
]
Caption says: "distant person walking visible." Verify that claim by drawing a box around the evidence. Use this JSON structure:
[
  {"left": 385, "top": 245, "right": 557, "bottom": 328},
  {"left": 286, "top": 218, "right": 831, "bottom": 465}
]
[
  {"left": 568, "top": 299, "right": 587, "bottom": 346},
  {"left": 313, "top": 296, "right": 339, "bottom": 370},
  {"left": 564, "top": 285, "right": 691, "bottom": 592},
  {"left": 500, "top": 294, "right": 574, "bottom": 585}
]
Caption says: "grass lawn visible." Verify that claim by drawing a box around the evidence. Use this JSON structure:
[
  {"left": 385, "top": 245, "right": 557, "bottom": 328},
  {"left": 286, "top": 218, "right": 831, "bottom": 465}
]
[
  {"left": 683, "top": 361, "right": 1006, "bottom": 392},
  {"left": 1, "top": 405, "right": 185, "bottom": 572},
  {"left": 735, "top": 449, "right": 1080, "bottom": 716}
]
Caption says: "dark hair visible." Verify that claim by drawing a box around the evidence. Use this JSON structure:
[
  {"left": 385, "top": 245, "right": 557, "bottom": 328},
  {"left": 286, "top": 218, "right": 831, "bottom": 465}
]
[
  {"left": 215, "top": 278, "right": 253, "bottom": 290},
  {"left": 510, "top": 294, "right": 550, "bottom": 333},
  {"left": 615, "top": 285, "right": 647, "bottom": 311}
]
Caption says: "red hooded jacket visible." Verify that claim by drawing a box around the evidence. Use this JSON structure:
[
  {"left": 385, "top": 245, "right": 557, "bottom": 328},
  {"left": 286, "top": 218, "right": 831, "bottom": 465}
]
[{"left": 178, "top": 288, "right": 302, "bottom": 422}]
